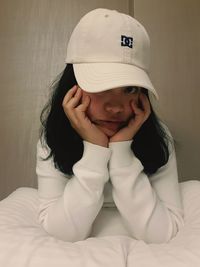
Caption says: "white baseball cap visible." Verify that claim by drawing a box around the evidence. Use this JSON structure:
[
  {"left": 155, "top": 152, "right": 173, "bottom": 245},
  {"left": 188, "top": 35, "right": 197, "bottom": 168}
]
[{"left": 65, "top": 8, "right": 158, "bottom": 99}]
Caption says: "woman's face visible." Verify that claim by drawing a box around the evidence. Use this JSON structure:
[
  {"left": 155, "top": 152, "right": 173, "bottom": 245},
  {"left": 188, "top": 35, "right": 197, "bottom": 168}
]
[{"left": 81, "top": 86, "right": 141, "bottom": 137}]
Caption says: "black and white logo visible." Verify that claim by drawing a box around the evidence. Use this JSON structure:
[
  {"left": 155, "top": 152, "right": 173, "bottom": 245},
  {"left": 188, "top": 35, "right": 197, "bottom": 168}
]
[{"left": 121, "top": 35, "right": 133, "bottom": 48}]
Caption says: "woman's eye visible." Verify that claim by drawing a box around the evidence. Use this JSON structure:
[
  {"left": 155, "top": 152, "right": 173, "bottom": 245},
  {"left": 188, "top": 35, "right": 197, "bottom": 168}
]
[{"left": 124, "top": 86, "right": 139, "bottom": 94}]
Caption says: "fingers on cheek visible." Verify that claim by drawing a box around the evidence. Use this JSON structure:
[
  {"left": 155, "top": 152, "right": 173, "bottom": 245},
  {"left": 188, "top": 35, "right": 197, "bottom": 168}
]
[
  {"left": 130, "top": 100, "right": 138, "bottom": 113},
  {"left": 132, "top": 104, "right": 143, "bottom": 117},
  {"left": 144, "top": 99, "right": 151, "bottom": 118},
  {"left": 83, "top": 94, "right": 90, "bottom": 104},
  {"left": 62, "top": 96, "right": 68, "bottom": 107},
  {"left": 141, "top": 94, "right": 150, "bottom": 108},
  {"left": 69, "top": 111, "right": 80, "bottom": 128},
  {"left": 138, "top": 95, "right": 151, "bottom": 116},
  {"left": 143, "top": 107, "right": 151, "bottom": 122}
]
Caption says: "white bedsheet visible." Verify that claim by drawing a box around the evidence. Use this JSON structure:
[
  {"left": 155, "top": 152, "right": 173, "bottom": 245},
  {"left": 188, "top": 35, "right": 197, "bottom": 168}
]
[{"left": 0, "top": 180, "right": 200, "bottom": 267}]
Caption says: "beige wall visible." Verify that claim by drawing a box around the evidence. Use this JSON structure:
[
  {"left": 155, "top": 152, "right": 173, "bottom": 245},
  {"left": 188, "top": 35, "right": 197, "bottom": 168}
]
[
  {"left": 0, "top": 0, "right": 129, "bottom": 200},
  {"left": 0, "top": 0, "right": 199, "bottom": 199},
  {"left": 133, "top": 0, "right": 200, "bottom": 181}
]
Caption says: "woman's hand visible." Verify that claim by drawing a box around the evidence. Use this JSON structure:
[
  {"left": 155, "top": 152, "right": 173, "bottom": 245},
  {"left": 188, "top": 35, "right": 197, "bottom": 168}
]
[
  {"left": 110, "top": 93, "right": 151, "bottom": 143},
  {"left": 62, "top": 85, "right": 109, "bottom": 147}
]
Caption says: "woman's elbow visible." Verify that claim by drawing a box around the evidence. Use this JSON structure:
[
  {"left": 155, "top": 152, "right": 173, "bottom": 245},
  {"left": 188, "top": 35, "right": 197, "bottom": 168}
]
[
  {"left": 144, "top": 217, "right": 183, "bottom": 244},
  {"left": 39, "top": 213, "right": 91, "bottom": 242}
]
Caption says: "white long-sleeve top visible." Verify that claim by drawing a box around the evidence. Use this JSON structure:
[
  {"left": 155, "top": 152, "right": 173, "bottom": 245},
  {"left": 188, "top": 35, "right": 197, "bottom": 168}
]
[{"left": 36, "top": 138, "right": 184, "bottom": 243}]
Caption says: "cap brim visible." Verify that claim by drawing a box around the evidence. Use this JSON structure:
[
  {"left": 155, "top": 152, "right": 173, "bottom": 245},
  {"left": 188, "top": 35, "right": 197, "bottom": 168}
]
[{"left": 73, "top": 62, "right": 158, "bottom": 99}]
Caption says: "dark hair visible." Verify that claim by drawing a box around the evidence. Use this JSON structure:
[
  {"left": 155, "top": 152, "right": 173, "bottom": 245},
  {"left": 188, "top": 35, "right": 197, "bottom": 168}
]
[{"left": 40, "top": 64, "right": 171, "bottom": 176}]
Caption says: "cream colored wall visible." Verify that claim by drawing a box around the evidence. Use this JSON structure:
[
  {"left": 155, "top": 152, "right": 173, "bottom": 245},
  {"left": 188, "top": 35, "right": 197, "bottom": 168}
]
[
  {"left": 0, "top": 0, "right": 199, "bottom": 200},
  {"left": 133, "top": 0, "right": 200, "bottom": 181},
  {"left": 0, "top": 1, "right": 129, "bottom": 200}
]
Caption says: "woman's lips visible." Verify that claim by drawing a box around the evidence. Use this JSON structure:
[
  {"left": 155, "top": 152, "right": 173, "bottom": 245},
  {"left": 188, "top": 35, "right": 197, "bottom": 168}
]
[{"left": 96, "top": 120, "right": 125, "bottom": 132}]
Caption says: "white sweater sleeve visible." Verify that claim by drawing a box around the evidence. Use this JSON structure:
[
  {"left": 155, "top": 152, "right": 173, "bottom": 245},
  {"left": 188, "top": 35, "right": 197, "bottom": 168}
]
[
  {"left": 36, "top": 140, "right": 111, "bottom": 242},
  {"left": 109, "top": 140, "right": 184, "bottom": 244}
]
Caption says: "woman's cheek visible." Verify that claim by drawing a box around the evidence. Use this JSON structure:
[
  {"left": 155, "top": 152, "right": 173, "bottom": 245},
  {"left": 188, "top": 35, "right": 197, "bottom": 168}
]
[
  {"left": 86, "top": 105, "right": 93, "bottom": 119},
  {"left": 130, "top": 93, "right": 139, "bottom": 104},
  {"left": 83, "top": 95, "right": 97, "bottom": 119}
]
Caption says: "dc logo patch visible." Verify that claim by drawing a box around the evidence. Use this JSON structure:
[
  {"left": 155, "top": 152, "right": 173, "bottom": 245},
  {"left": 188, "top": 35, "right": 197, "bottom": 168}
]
[{"left": 121, "top": 35, "right": 133, "bottom": 48}]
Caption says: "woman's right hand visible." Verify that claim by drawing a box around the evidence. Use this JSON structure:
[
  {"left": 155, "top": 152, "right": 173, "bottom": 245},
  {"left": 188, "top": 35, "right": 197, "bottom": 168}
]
[{"left": 62, "top": 85, "right": 109, "bottom": 147}]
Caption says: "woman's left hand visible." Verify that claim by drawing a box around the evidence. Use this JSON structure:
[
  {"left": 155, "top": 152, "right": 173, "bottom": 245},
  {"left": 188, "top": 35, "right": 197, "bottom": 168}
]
[{"left": 110, "top": 93, "right": 151, "bottom": 143}]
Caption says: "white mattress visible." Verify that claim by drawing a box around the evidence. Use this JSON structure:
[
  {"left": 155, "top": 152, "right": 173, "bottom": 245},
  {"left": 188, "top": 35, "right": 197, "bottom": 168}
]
[{"left": 0, "top": 180, "right": 200, "bottom": 267}]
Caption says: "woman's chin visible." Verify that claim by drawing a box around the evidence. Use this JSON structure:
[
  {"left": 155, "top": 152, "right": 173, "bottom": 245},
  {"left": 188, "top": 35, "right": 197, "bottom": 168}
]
[{"left": 98, "top": 125, "right": 118, "bottom": 137}]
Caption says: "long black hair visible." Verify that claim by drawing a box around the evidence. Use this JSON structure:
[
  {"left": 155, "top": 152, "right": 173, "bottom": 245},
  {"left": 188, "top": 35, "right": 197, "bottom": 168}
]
[{"left": 40, "top": 64, "right": 171, "bottom": 176}]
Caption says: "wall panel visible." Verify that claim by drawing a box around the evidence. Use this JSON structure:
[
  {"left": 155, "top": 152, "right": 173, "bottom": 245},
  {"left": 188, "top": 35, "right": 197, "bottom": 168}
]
[
  {"left": 0, "top": 0, "right": 129, "bottom": 199},
  {"left": 133, "top": 0, "right": 200, "bottom": 181}
]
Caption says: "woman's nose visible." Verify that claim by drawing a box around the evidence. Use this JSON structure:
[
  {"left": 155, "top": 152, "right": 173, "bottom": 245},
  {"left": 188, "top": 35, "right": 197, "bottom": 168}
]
[{"left": 105, "top": 101, "right": 124, "bottom": 114}]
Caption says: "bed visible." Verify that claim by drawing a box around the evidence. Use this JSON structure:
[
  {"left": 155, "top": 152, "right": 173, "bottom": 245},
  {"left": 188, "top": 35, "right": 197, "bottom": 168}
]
[{"left": 0, "top": 180, "right": 200, "bottom": 267}]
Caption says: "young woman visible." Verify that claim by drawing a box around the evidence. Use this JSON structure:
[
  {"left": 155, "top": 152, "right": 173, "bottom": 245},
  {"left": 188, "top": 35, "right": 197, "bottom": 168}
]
[{"left": 36, "top": 8, "right": 184, "bottom": 243}]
